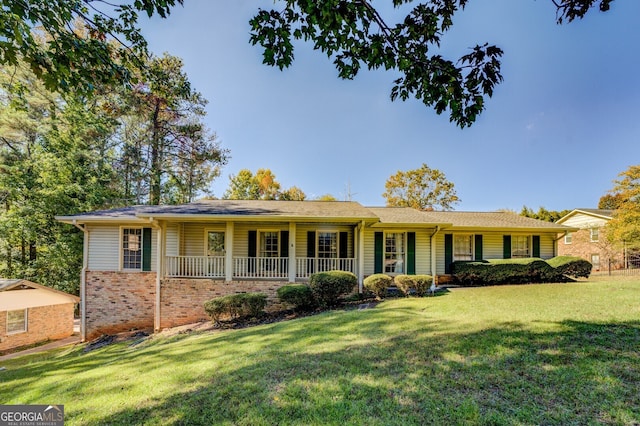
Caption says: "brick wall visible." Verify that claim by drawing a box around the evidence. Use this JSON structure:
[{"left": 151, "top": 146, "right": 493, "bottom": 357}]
[
  {"left": 557, "top": 228, "right": 623, "bottom": 271},
  {"left": 85, "top": 271, "right": 156, "bottom": 339},
  {"left": 160, "top": 279, "right": 286, "bottom": 329},
  {"left": 0, "top": 304, "right": 75, "bottom": 352}
]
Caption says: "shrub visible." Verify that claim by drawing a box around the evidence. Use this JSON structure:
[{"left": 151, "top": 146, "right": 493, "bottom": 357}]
[
  {"left": 364, "top": 274, "right": 393, "bottom": 299},
  {"left": 277, "top": 284, "right": 316, "bottom": 311},
  {"left": 309, "top": 270, "right": 357, "bottom": 308},
  {"left": 394, "top": 275, "right": 415, "bottom": 296},
  {"left": 204, "top": 293, "right": 268, "bottom": 324},
  {"left": 547, "top": 256, "right": 592, "bottom": 279},
  {"left": 413, "top": 275, "right": 434, "bottom": 296},
  {"left": 451, "top": 258, "right": 562, "bottom": 286}
]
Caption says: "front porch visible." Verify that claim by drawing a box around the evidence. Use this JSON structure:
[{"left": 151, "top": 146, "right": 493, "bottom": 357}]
[{"left": 165, "top": 256, "right": 357, "bottom": 280}]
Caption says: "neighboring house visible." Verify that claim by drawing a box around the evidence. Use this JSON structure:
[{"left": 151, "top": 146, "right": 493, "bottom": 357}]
[
  {"left": 56, "top": 200, "right": 573, "bottom": 340},
  {"left": 0, "top": 279, "right": 79, "bottom": 352},
  {"left": 556, "top": 209, "right": 621, "bottom": 271}
]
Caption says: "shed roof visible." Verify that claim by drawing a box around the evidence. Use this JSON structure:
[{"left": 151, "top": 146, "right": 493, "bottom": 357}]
[{"left": 0, "top": 279, "right": 79, "bottom": 311}]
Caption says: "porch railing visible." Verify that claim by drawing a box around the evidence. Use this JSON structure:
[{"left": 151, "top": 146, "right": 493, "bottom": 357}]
[
  {"left": 233, "top": 257, "right": 289, "bottom": 279},
  {"left": 295, "top": 257, "right": 356, "bottom": 278},
  {"left": 165, "top": 256, "right": 356, "bottom": 279},
  {"left": 165, "top": 256, "right": 225, "bottom": 278}
]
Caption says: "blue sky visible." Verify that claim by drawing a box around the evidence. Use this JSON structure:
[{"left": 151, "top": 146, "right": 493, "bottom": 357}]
[{"left": 140, "top": 0, "right": 639, "bottom": 211}]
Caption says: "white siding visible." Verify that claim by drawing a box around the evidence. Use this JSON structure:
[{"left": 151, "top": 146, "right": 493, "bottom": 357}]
[
  {"left": 436, "top": 232, "right": 559, "bottom": 275},
  {"left": 562, "top": 214, "right": 608, "bottom": 229},
  {"left": 87, "top": 225, "right": 120, "bottom": 271},
  {"left": 166, "top": 224, "right": 179, "bottom": 257},
  {"left": 363, "top": 228, "right": 434, "bottom": 276},
  {"left": 87, "top": 224, "right": 157, "bottom": 272}
]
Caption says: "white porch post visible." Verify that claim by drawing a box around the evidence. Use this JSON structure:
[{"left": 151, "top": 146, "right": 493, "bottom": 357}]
[
  {"left": 430, "top": 226, "right": 440, "bottom": 284},
  {"left": 288, "top": 222, "right": 296, "bottom": 282},
  {"left": 226, "top": 221, "right": 234, "bottom": 282},
  {"left": 358, "top": 220, "right": 365, "bottom": 293}
]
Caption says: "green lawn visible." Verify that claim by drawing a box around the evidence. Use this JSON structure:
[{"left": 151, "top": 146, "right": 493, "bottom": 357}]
[{"left": 1, "top": 279, "right": 639, "bottom": 425}]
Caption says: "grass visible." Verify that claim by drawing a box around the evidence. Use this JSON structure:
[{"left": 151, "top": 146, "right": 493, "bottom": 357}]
[{"left": 1, "top": 279, "right": 639, "bottom": 425}]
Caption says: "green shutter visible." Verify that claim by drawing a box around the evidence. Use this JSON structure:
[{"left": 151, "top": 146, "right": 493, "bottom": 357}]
[
  {"left": 503, "top": 235, "right": 512, "bottom": 259},
  {"left": 142, "top": 228, "right": 152, "bottom": 271},
  {"left": 474, "top": 234, "right": 483, "bottom": 260},
  {"left": 248, "top": 231, "right": 257, "bottom": 257},
  {"left": 407, "top": 232, "right": 416, "bottom": 275},
  {"left": 339, "top": 232, "right": 348, "bottom": 258},
  {"left": 280, "top": 231, "right": 289, "bottom": 258},
  {"left": 374, "top": 232, "right": 383, "bottom": 273},
  {"left": 532, "top": 235, "right": 540, "bottom": 258},
  {"left": 444, "top": 234, "right": 453, "bottom": 274},
  {"left": 307, "top": 231, "right": 316, "bottom": 274},
  {"left": 280, "top": 231, "right": 289, "bottom": 273},
  {"left": 248, "top": 230, "right": 257, "bottom": 273}
]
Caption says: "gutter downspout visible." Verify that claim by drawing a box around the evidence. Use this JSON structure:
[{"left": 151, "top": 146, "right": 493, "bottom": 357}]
[
  {"left": 72, "top": 220, "right": 88, "bottom": 342},
  {"left": 148, "top": 218, "right": 162, "bottom": 333},
  {"left": 430, "top": 226, "right": 440, "bottom": 285}
]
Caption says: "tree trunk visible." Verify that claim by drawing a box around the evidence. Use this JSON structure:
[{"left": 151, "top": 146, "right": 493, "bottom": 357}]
[{"left": 149, "top": 98, "right": 162, "bottom": 205}]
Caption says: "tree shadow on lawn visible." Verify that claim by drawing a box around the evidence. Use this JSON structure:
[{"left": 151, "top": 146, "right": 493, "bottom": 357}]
[{"left": 78, "top": 315, "right": 640, "bottom": 426}]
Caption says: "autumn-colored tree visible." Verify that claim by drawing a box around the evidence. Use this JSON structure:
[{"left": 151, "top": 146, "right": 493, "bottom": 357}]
[
  {"left": 604, "top": 165, "right": 640, "bottom": 248},
  {"left": 278, "top": 186, "right": 307, "bottom": 201},
  {"left": 316, "top": 194, "right": 338, "bottom": 201},
  {"left": 383, "top": 164, "right": 459, "bottom": 211},
  {"left": 598, "top": 192, "right": 625, "bottom": 210}
]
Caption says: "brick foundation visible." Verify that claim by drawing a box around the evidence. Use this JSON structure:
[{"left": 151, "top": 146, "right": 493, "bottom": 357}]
[
  {"left": 0, "top": 304, "right": 75, "bottom": 352},
  {"left": 85, "top": 271, "right": 156, "bottom": 339},
  {"left": 160, "top": 279, "right": 286, "bottom": 329}
]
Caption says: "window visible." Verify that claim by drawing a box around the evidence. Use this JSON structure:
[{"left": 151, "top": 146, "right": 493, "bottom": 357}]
[
  {"left": 385, "top": 233, "right": 405, "bottom": 273},
  {"left": 260, "top": 231, "right": 279, "bottom": 257},
  {"left": 564, "top": 233, "right": 572, "bottom": 244},
  {"left": 454, "top": 235, "right": 473, "bottom": 261},
  {"left": 207, "top": 231, "right": 225, "bottom": 256},
  {"left": 590, "top": 228, "right": 599, "bottom": 242},
  {"left": 512, "top": 236, "right": 530, "bottom": 258},
  {"left": 591, "top": 254, "right": 600, "bottom": 270},
  {"left": 122, "top": 228, "right": 142, "bottom": 269},
  {"left": 318, "top": 232, "right": 338, "bottom": 258},
  {"left": 7, "top": 309, "right": 27, "bottom": 334}
]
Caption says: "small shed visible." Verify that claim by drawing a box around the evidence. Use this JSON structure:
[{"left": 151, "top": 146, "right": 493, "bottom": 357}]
[{"left": 0, "top": 279, "right": 79, "bottom": 352}]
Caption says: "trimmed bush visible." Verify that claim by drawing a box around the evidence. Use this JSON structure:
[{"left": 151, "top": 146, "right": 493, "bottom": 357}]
[
  {"left": 547, "top": 256, "right": 592, "bottom": 279},
  {"left": 413, "top": 275, "right": 434, "bottom": 296},
  {"left": 451, "top": 258, "right": 562, "bottom": 286},
  {"left": 204, "top": 293, "right": 267, "bottom": 324},
  {"left": 277, "top": 284, "right": 316, "bottom": 311},
  {"left": 394, "top": 275, "right": 415, "bottom": 296},
  {"left": 364, "top": 273, "right": 393, "bottom": 299},
  {"left": 309, "top": 270, "right": 357, "bottom": 308}
]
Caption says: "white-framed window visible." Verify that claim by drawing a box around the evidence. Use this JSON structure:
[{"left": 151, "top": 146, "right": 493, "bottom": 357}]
[
  {"left": 206, "top": 231, "right": 225, "bottom": 257},
  {"left": 590, "top": 228, "right": 599, "bottom": 242},
  {"left": 317, "top": 232, "right": 338, "bottom": 258},
  {"left": 454, "top": 235, "right": 473, "bottom": 261},
  {"left": 512, "top": 236, "right": 530, "bottom": 258},
  {"left": 122, "top": 228, "right": 142, "bottom": 270},
  {"left": 260, "top": 231, "right": 280, "bottom": 257},
  {"left": 385, "top": 232, "right": 405, "bottom": 274},
  {"left": 591, "top": 254, "right": 600, "bottom": 270},
  {"left": 7, "top": 309, "right": 27, "bottom": 334},
  {"left": 564, "top": 233, "right": 572, "bottom": 244}
]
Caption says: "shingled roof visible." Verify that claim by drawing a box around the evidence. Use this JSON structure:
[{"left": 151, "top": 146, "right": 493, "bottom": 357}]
[{"left": 420, "top": 211, "right": 573, "bottom": 231}]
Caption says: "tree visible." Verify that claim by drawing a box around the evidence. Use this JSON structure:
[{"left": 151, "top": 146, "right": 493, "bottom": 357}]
[
  {"left": 315, "top": 194, "right": 338, "bottom": 201},
  {"left": 1, "top": 1, "right": 614, "bottom": 125},
  {"left": 278, "top": 186, "right": 307, "bottom": 201},
  {"left": 604, "top": 165, "right": 640, "bottom": 248},
  {"left": 520, "top": 206, "right": 571, "bottom": 222},
  {"left": 383, "top": 163, "right": 459, "bottom": 211},
  {"left": 114, "top": 53, "right": 228, "bottom": 205},
  {"left": 598, "top": 192, "right": 624, "bottom": 210}
]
